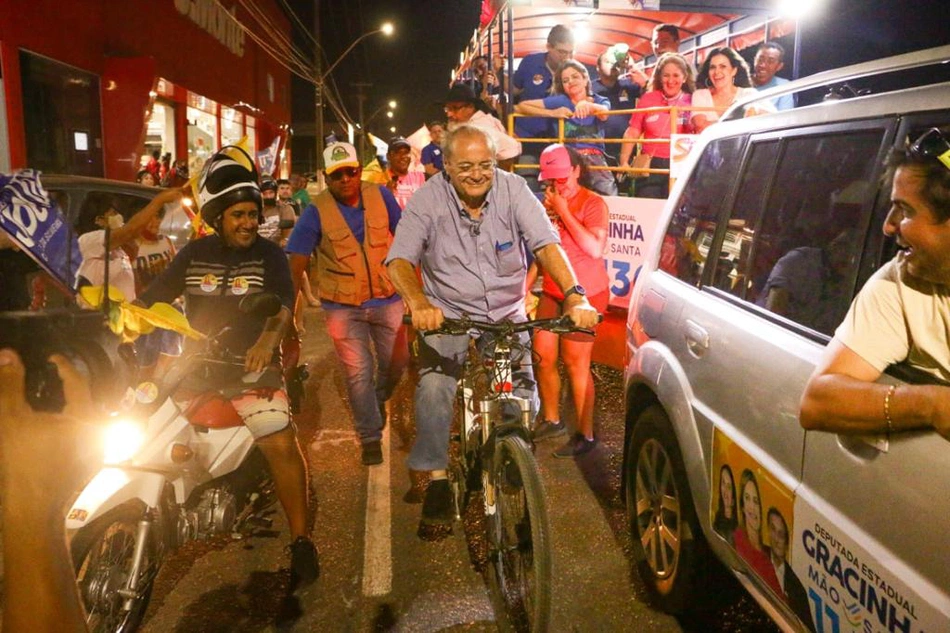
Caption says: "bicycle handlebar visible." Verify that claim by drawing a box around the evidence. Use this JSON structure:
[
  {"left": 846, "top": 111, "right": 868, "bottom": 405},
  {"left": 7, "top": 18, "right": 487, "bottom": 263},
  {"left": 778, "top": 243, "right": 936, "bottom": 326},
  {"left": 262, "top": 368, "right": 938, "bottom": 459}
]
[{"left": 403, "top": 313, "right": 600, "bottom": 337}]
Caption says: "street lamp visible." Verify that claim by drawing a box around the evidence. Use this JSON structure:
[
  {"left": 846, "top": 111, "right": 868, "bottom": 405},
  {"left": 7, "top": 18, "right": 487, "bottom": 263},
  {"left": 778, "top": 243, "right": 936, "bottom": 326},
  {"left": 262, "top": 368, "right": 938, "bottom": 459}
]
[
  {"left": 366, "top": 100, "right": 397, "bottom": 127},
  {"left": 315, "top": 22, "right": 394, "bottom": 178}
]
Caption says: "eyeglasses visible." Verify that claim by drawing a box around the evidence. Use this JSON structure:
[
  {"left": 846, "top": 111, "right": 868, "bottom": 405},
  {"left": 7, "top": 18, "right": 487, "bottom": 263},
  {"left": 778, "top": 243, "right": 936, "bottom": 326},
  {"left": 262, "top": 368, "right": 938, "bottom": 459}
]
[
  {"left": 908, "top": 128, "right": 950, "bottom": 171},
  {"left": 328, "top": 167, "right": 359, "bottom": 180}
]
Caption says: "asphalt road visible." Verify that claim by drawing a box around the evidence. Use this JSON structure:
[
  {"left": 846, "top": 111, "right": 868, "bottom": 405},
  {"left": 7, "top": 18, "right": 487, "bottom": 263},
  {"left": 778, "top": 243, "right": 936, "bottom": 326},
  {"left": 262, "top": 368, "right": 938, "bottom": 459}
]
[{"left": 133, "top": 304, "right": 776, "bottom": 632}]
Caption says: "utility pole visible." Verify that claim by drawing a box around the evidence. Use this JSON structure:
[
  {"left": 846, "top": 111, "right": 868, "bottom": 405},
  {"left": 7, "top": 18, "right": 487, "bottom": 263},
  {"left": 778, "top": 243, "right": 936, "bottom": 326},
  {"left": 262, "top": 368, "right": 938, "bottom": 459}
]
[
  {"left": 313, "top": 0, "right": 324, "bottom": 189},
  {"left": 352, "top": 82, "right": 372, "bottom": 164}
]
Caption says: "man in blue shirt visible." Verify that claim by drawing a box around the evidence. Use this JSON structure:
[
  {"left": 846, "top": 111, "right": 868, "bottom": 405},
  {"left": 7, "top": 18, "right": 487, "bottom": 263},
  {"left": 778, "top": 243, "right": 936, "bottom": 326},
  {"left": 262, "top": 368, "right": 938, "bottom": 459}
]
[
  {"left": 592, "top": 49, "right": 642, "bottom": 165},
  {"left": 421, "top": 120, "right": 445, "bottom": 179},
  {"left": 753, "top": 42, "right": 794, "bottom": 111},
  {"left": 386, "top": 125, "right": 600, "bottom": 532},
  {"left": 511, "top": 24, "right": 575, "bottom": 187},
  {"left": 286, "top": 142, "right": 406, "bottom": 467}
]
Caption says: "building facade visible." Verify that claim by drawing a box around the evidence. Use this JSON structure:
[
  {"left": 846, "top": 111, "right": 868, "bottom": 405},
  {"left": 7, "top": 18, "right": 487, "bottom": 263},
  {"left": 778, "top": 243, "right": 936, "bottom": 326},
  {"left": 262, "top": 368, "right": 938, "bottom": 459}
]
[{"left": 0, "top": 0, "right": 293, "bottom": 181}]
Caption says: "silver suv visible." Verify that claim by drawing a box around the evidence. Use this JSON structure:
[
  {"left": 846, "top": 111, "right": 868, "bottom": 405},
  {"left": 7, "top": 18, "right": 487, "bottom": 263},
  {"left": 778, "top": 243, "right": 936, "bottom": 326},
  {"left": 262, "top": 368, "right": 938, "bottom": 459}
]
[{"left": 623, "top": 46, "right": 950, "bottom": 632}]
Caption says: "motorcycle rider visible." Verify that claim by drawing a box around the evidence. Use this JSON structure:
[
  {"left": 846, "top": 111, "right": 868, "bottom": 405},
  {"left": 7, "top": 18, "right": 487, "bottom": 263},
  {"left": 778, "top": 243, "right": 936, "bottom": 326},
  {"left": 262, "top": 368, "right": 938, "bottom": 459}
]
[{"left": 138, "top": 146, "right": 319, "bottom": 588}]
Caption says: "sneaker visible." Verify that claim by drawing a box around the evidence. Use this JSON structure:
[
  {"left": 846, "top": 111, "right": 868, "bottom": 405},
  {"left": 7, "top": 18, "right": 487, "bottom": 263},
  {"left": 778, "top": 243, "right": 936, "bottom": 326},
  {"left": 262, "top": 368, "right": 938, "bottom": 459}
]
[
  {"left": 532, "top": 420, "right": 567, "bottom": 442},
  {"left": 420, "top": 479, "right": 453, "bottom": 526},
  {"left": 289, "top": 537, "right": 320, "bottom": 588},
  {"left": 553, "top": 433, "right": 597, "bottom": 459},
  {"left": 361, "top": 440, "right": 383, "bottom": 466}
]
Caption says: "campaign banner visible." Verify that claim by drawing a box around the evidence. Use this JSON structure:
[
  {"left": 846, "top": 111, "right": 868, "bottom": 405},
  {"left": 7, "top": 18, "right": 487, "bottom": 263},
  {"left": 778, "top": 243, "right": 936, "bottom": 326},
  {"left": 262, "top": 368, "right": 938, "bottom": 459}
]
[
  {"left": 793, "top": 501, "right": 946, "bottom": 633},
  {"left": 670, "top": 133, "right": 698, "bottom": 180},
  {"left": 603, "top": 196, "right": 665, "bottom": 309},
  {"left": 0, "top": 170, "right": 80, "bottom": 294},
  {"left": 256, "top": 135, "right": 281, "bottom": 178}
]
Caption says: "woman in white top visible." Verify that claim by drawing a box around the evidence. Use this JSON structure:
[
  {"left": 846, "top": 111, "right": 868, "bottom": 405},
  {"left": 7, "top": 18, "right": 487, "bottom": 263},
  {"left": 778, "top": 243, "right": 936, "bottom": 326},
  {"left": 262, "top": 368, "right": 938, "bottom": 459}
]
[{"left": 691, "top": 47, "right": 759, "bottom": 133}]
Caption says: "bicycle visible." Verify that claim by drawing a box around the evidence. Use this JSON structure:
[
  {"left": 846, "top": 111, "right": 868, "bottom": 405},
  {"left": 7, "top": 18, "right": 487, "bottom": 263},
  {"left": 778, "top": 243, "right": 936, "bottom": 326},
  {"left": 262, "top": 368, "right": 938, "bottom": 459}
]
[{"left": 413, "top": 314, "right": 593, "bottom": 632}]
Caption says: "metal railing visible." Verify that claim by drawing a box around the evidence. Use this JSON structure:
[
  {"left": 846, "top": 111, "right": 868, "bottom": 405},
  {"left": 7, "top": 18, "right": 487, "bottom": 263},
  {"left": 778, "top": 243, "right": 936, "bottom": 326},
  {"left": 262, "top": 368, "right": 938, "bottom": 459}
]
[{"left": 506, "top": 103, "right": 723, "bottom": 183}]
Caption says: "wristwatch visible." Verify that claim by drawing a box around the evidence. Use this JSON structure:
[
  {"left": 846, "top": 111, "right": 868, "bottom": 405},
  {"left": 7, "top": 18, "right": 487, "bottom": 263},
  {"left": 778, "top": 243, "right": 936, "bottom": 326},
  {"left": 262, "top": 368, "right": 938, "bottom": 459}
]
[{"left": 563, "top": 284, "right": 586, "bottom": 300}]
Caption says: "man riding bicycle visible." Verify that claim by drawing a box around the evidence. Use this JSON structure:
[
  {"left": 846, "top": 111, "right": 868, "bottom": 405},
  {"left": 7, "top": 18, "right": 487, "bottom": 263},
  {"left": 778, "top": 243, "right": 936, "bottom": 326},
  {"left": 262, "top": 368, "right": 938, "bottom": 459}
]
[
  {"left": 386, "top": 125, "right": 600, "bottom": 532},
  {"left": 138, "top": 146, "right": 319, "bottom": 588}
]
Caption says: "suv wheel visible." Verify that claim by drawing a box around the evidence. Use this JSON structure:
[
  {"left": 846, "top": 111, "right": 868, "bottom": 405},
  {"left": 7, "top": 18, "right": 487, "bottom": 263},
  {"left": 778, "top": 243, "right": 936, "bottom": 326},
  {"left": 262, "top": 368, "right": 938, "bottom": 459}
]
[{"left": 625, "top": 404, "right": 709, "bottom": 614}]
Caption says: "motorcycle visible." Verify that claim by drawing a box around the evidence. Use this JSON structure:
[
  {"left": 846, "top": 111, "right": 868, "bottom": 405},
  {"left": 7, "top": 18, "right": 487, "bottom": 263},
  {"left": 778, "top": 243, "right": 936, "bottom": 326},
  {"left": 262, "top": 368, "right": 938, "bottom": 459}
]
[{"left": 66, "top": 293, "right": 288, "bottom": 632}]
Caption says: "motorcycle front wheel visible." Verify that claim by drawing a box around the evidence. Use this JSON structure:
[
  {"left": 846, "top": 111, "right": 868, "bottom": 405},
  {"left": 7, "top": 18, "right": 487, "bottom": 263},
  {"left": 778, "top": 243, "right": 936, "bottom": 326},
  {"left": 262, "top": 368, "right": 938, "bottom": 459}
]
[{"left": 71, "top": 502, "right": 163, "bottom": 633}]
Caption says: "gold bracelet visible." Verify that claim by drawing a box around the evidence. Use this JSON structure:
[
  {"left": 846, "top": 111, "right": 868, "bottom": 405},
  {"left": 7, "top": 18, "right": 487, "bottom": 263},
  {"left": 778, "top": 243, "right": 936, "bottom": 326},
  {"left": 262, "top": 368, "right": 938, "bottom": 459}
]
[{"left": 883, "top": 384, "right": 896, "bottom": 434}]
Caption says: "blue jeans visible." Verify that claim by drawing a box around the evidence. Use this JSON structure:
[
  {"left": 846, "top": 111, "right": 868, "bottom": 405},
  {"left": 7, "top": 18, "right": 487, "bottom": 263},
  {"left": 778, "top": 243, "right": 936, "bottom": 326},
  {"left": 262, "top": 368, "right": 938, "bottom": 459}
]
[
  {"left": 409, "top": 329, "right": 538, "bottom": 471},
  {"left": 324, "top": 300, "right": 408, "bottom": 444}
]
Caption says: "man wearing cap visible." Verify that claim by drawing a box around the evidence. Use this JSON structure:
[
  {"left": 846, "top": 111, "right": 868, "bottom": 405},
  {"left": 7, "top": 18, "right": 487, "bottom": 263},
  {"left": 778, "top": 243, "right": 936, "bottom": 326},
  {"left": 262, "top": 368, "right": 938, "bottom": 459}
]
[
  {"left": 592, "top": 47, "right": 642, "bottom": 165},
  {"left": 443, "top": 83, "right": 521, "bottom": 167},
  {"left": 386, "top": 125, "right": 600, "bottom": 532},
  {"left": 258, "top": 177, "right": 296, "bottom": 246},
  {"left": 386, "top": 136, "right": 426, "bottom": 209},
  {"left": 139, "top": 145, "right": 319, "bottom": 589},
  {"left": 286, "top": 142, "right": 407, "bottom": 466}
]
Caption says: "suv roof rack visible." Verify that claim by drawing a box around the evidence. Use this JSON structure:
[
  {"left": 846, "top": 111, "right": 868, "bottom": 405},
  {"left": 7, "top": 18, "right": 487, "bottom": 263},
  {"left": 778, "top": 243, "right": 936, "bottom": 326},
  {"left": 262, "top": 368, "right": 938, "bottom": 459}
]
[{"left": 724, "top": 44, "right": 950, "bottom": 122}]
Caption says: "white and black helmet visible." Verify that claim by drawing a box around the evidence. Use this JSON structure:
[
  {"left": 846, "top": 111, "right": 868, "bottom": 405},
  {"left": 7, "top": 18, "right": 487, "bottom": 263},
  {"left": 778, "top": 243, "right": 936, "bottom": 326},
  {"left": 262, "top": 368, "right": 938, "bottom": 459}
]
[{"left": 196, "top": 145, "right": 262, "bottom": 226}]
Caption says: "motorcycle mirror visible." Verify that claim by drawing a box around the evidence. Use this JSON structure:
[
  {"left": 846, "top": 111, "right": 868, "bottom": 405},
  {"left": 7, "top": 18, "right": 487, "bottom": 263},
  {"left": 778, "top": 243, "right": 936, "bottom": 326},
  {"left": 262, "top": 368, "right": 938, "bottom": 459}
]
[{"left": 238, "top": 293, "right": 282, "bottom": 318}]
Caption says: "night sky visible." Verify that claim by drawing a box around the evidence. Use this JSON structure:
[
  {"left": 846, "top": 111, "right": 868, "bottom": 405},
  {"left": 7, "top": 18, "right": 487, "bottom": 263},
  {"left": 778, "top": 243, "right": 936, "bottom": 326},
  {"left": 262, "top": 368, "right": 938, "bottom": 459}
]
[{"left": 289, "top": 0, "right": 481, "bottom": 151}]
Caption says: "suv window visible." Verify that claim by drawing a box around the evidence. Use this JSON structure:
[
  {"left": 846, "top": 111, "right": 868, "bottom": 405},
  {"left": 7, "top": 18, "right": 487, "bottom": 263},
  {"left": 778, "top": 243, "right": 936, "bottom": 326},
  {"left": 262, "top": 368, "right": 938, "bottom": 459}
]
[
  {"left": 715, "top": 128, "right": 886, "bottom": 335},
  {"left": 659, "top": 136, "right": 746, "bottom": 286}
]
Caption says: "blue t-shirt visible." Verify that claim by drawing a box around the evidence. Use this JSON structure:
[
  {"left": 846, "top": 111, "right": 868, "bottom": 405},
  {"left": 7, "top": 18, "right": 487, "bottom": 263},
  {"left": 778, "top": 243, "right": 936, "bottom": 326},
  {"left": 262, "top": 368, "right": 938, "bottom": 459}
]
[
  {"left": 512, "top": 51, "right": 554, "bottom": 142},
  {"left": 285, "top": 186, "right": 403, "bottom": 310},
  {"left": 421, "top": 142, "right": 443, "bottom": 171},
  {"left": 591, "top": 77, "right": 641, "bottom": 151},
  {"left": 540, "top": 93, "right": 609, "bottom": 152},
  {"left": 757, "top": 76, "right": 794, "bottom": 111}
]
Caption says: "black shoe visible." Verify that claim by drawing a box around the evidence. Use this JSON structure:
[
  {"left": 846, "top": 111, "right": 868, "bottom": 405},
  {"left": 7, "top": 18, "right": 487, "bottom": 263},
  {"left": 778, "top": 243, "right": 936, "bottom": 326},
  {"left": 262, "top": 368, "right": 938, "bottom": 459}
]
[
  {"left": 532, "top": 420, "right": 567, "bottom": 442},
  {"left": 361, "top": 440, "right": 383, "bottom": 466},
  {"left": 289, "top": 537, "right": 320, "bottom": 588},
  {"left": 553, "top": 433, "right": 597, "bottom": 459},
  {"left": 420, "top": 479, "right": 453, "bottom": 526}
]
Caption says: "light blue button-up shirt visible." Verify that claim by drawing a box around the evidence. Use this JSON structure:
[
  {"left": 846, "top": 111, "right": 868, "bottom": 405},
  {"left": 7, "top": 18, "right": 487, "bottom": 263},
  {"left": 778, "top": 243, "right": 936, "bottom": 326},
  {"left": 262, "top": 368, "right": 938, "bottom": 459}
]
[{"left": 386, "top": 169, "right": 559, "bottom": 322}]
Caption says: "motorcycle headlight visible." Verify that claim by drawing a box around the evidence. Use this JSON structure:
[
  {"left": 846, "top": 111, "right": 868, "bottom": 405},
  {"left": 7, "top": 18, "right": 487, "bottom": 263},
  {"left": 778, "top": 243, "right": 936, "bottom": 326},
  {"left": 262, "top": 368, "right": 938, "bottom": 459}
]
[{"left": 103, "top": 419, "right": 146, "bottom": 464}]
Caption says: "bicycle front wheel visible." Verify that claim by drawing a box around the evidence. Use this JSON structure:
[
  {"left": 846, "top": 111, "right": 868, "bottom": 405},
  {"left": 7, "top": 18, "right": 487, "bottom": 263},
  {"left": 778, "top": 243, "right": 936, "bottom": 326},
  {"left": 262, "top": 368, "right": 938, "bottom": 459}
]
[{"left": 485, "top": 435, "right": 552, "bottom": 632}]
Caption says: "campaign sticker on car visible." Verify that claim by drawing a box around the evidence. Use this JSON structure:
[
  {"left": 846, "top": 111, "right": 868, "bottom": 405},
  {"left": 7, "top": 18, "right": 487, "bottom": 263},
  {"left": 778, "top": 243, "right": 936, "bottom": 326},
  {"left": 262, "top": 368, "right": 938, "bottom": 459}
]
[
  {"left": 711, "top": 430, "right": 813, "bottom": 631},
  {"left": 792, "top": 501, "right": 946, "bottom": 633}
]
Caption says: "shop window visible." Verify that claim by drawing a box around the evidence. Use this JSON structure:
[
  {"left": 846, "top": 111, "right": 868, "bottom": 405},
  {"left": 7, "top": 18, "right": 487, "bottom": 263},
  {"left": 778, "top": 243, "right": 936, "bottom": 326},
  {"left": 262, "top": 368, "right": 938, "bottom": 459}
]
[
  {"left": 20, "top": 51, "right": 103, "bottom": 176},
  {"left": 221, "top": 106, "right": 244, "bottom": 147},
  {"left": 142, "top": 101, "right": 176, "bottom": 173},
  {"left": 659, "top": 136, "right": 746, "bottom": 287},
  {"left": 246, "top": 116, "right": 257, "bottom": 153},
  {"left": 187, "top": 105, "right": 218, "bottom": 176}
]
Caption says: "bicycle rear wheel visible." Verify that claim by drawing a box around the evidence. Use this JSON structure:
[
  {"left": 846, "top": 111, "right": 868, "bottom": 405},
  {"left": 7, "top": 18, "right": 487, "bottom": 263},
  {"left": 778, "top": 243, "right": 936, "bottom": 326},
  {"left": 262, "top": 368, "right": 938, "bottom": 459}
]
[{"left": 485, "top": 435, "right": 552, "bottom": 632}]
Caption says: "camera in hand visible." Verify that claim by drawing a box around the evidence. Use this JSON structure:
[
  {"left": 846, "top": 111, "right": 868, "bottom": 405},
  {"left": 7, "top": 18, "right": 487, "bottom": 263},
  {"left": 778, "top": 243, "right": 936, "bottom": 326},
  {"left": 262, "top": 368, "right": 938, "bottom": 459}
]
[{"left": 0, "top": 309, "right": 126, "bottom": 413}]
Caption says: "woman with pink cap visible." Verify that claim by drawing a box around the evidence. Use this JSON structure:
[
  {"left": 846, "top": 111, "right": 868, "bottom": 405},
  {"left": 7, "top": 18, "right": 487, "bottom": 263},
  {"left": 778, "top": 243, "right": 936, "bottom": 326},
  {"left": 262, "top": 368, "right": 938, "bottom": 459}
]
[{"left": 529, "top": 144, "right": 609, "bottom": 458}]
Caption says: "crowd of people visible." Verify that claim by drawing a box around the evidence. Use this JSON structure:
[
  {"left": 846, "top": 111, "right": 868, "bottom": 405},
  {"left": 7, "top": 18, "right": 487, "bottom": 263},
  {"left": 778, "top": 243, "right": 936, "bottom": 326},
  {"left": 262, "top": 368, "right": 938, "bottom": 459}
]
[{"left": 10, "top": 23, "right": 950, "bottom": 630}]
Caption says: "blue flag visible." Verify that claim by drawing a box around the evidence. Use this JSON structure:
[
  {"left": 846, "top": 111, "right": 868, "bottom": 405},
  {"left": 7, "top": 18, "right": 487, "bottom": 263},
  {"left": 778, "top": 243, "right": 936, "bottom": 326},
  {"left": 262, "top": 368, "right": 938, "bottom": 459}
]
[{"left": 0, "top": 170, "right": 81, "bottom": 295}]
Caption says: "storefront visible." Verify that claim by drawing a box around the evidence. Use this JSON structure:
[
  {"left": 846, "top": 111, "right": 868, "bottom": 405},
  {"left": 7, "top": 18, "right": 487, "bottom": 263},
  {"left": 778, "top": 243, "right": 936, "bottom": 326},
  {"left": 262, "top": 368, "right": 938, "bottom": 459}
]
[{"left": 0, "top": 0, "right": 292, "bottom": 181}]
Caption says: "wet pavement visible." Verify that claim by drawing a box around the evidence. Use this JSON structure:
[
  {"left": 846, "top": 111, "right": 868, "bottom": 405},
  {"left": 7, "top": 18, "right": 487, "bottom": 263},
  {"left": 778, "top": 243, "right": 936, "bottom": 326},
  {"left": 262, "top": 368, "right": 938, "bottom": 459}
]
[{"left": 38, "top": 303, "right": 777, "bottom": 632}]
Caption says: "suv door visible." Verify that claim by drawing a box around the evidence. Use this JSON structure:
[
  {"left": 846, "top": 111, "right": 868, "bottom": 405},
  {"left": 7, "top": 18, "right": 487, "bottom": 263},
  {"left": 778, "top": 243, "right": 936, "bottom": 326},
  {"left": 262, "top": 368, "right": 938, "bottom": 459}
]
[{"left": 794, "top": 115, "right": 950, "bottom": 633}]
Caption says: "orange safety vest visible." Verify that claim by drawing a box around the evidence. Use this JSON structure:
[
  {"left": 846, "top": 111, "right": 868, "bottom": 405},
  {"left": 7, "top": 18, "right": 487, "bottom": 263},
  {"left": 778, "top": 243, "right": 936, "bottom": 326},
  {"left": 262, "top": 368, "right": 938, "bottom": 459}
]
[{"left": 312, "top": 183, "right": 395, "bottom": 305}]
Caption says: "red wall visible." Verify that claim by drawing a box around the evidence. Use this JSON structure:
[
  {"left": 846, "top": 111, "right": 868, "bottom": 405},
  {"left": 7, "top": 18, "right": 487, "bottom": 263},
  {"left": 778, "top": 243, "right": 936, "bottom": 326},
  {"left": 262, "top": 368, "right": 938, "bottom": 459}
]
[{"left": 1, "top": 0, "right": 291, "bottom": 179}]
